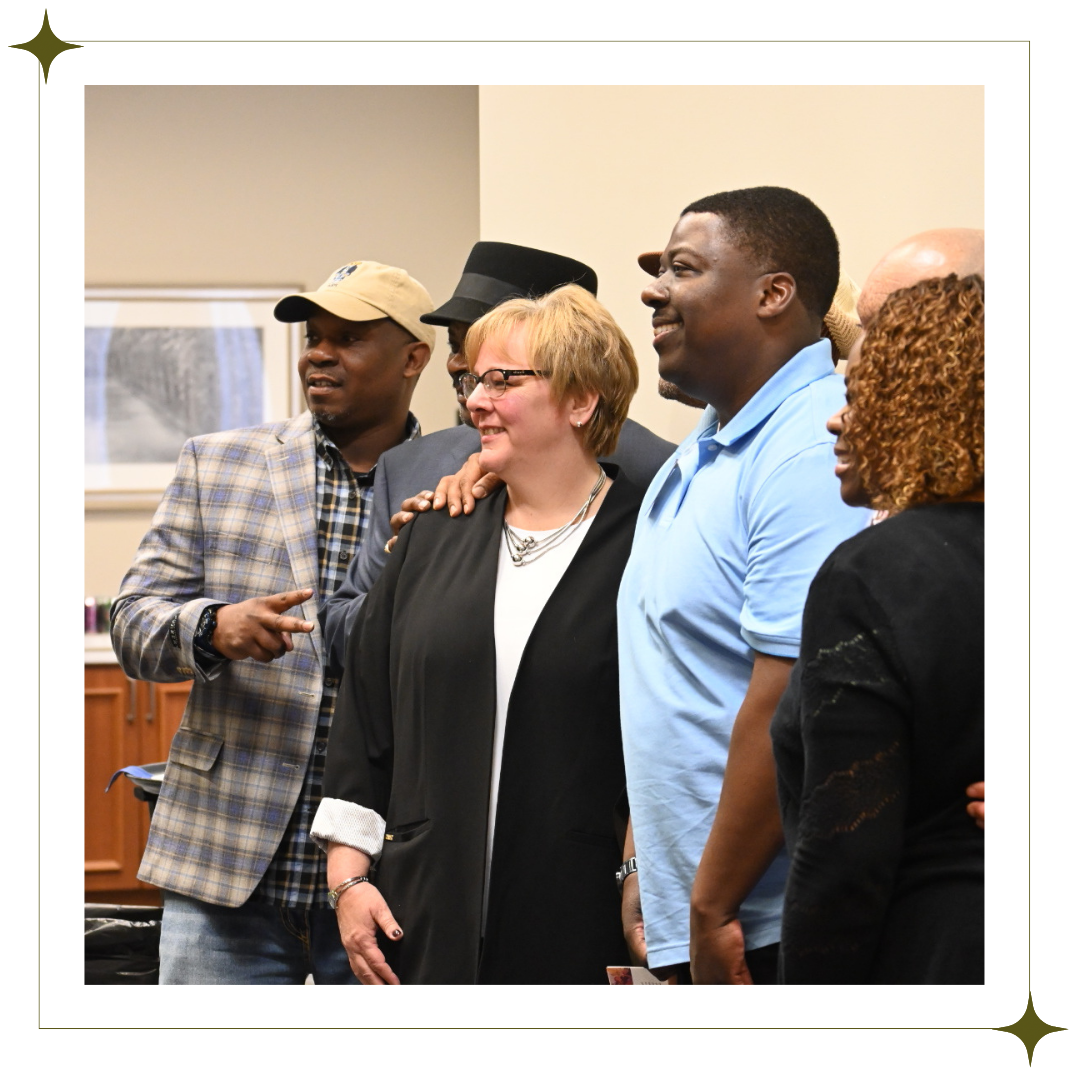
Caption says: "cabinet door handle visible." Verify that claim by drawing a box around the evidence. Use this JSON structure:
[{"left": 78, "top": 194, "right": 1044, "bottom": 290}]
[
  {"left": 146, "top": 685, "right": 155, "bottom": 725},
  {"left": 125, "top": 676, "right": 137, "bottom": 724}
]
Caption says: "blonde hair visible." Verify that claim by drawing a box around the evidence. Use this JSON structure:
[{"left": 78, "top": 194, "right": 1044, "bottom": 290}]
[{"left": 463, "top": 284, "right": 638, "bottom": 458}]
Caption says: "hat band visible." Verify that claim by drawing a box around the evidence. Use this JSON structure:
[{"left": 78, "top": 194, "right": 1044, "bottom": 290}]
[{"left": 453, "top": 272, "right": 532, "bottom": 309}]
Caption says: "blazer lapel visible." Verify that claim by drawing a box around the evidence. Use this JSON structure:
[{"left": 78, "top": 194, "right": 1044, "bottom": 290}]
[{"left": 266, "top": 413, "right": 322, "bottom": 647}]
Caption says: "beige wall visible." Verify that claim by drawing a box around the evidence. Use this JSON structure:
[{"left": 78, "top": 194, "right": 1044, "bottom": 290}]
[
  {"left": 85, "top": 85, "right": 480, "bottom": 596},
  {"left": 479, "top": 85, "right": 984, "bottom": 445},
  {"left": 87, "top": 83, "right": 982, "bottom": 597}
]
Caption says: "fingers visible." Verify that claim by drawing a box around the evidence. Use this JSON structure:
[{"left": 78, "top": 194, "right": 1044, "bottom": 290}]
[
  {"left": 399, "top": 491, "right": 434, "bottom": 514},
  {"left": 621, "top": 876, "right": 647, "bottom": 964},
  {"left": 432, "top": 474, "right": 456, "bottom": 511},
  {"left": 213, "top": 594, "right": 315, "bottom": 662},
  {"left": 965, "top": 781, "right": 985, "bottom": 830},
  {"left": 373, "top": 904, "right": 405, "bottom": 944},
  {"left": 347, "top": 940, "right": 396, "bottom": 985},
  {"left": 248, "top": 626, "right": 292, "bottom": 663},
  {"left": 349, "top": 939, "right": 401, "bottom": 986},
  {"left": 389, "top": 511, "right": 414, "bottom": 540},
  {"left": 367, "top": 907, "right": 404, "bottom": 985},
  {"left": 451, "top": 483, "right": 474, "bottom": 517},
  {"left": 266, "top": 587, "right": 314, "bottom": 613},
  {"left": 471, "top": 471, "right": 503, "bottom": 501},
  {"left": 338, "top": 888, "right": 403, "bottom": 985},
  {"left": 269, "top": 614, "right": 314, "bottom": 634}
]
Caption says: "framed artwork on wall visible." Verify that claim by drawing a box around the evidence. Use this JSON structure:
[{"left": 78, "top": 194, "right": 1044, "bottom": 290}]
[{"left": 85, "top": 288, "right": 301, "bottom": 507}]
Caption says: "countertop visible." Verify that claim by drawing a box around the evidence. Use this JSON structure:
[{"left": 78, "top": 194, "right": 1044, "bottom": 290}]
[{"left": 85, "top": 632, "right": 119, "bottom": 665}]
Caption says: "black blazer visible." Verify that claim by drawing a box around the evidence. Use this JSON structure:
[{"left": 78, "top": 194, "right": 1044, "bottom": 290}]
[{"left": 323, "top": 472, "right": 642, "bottom": 983}]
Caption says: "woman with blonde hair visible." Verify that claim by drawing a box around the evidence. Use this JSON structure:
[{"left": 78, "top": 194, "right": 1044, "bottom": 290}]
[
  {"left": 772, "top": 273, "right": 985, "bottom": 983},
  {"left": 312, "top": 284, "right": 644, "bottom": 984}
]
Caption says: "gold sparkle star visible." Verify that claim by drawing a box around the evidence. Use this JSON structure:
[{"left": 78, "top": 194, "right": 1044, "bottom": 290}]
[
  {"left": 995, "top": 992, "right": 1066, "bottom": 1066},
  {"left": 9, "top": 9, "right": 82, "bottom": 84}
]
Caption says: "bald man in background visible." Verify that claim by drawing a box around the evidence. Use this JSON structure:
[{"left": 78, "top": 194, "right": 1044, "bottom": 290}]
[
  {"left": 855, "top": 225, "right": 986, "bottom": 829},
  {"left": 857, "top": 227, "right": 984, "bottom": 325}
]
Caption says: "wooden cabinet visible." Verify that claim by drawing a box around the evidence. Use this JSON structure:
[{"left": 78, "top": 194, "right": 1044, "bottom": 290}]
[{"left": 85, "top": 664, "right": 191, "bottom": 899}]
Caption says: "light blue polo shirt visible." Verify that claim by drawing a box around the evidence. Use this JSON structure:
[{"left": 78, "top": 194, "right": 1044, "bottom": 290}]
[{"left": 618, "top": 339, "right": 871, "bottom": 968}]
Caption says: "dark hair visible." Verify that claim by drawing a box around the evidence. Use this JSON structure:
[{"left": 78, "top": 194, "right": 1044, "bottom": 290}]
[{"left": 682, "top": 187, "right": 839, "bottom": 321}]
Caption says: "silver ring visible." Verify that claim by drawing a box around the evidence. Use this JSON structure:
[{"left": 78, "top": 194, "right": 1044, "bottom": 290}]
[{"left": 383, "top": 540, "right": 393, "bottom": 554}]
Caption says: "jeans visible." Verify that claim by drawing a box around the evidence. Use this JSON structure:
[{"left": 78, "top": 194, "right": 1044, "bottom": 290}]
[{"left": 158, "top": 891, "right": 360, "bottom": 985}]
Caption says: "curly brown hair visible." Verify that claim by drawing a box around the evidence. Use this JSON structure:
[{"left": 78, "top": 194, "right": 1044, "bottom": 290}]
[{"left": 845, "top": 273, "right": 984, "bottom": 513}]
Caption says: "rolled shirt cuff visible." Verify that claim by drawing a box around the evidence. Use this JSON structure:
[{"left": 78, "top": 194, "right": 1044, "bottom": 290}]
[{"left": 310, "top": 797, "right": 386, "bottom": 861}]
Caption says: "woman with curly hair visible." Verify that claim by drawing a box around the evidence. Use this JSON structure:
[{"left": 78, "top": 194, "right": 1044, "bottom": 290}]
[{"left": 771, "top": 273, "right": 984, "bottom": 983}]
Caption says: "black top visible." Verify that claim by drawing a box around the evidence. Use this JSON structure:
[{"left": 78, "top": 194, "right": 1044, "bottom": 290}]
[
  {"left": 323, "top": 472, "right": 642, "bottom": 984},
  {"left": 771, "top": 503, "right": 985, "bottom": 984}
]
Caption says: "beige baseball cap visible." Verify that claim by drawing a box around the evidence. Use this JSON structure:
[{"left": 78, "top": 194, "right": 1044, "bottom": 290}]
[
  {"left": 637, "top": 251, "right": 862, "bottom": 360},
  {"left": 274, "top": 261, "right": 436, "bottom": 350},
  {"left": 822, "top": 270, "right": 862, "bottom": 359}
]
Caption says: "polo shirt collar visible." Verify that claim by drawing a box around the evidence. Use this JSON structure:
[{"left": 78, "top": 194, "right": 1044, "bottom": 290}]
[{"left": 713, "top": 338, "right": 835, "bottom": 447}]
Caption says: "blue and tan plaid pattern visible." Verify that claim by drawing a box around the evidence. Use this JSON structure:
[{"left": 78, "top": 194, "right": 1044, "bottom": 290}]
[
  {"left": 111, "top": 412, "right": 417, "bottom": 909},
  {"left": 254, "top": 418, "right": 418, "bottom": 906}
]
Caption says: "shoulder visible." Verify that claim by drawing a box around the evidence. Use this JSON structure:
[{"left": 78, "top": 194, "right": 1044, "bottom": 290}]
[
  {"left": 751, "top": 376, "right": 843, "bottom": 473},
  {"left": 833, "top": 503, "right": 982, "bottom": 562},
  {"left": 378, "top": 424, "right": 480, "bottom": 473},
  {"left": 390, "top": 484, "right": 504, "bottom": 577},
  {"left": 617, "top": 418, "right": 677, "bottom": 457},
  {"left": 186, "top": 416, "right": 305, "bottom": 457},
  {"left": 814, "top": 504, "right": 984, "bottom": 607},
  {"left": 606, "top": 420, "right": 677, "bottom": 489}
]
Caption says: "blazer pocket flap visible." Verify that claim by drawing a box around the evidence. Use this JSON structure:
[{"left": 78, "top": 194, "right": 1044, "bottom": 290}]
[
  {"left": 169, "top": 728, "right": 224, "bottom": 772},
  {"left": 384, "top": 819, "right": 431, "bottom": 843}
]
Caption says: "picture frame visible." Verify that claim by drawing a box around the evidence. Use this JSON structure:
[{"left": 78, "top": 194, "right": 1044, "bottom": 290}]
[{"left": 85, "top": 287, "right": 301, "bottom": 508}]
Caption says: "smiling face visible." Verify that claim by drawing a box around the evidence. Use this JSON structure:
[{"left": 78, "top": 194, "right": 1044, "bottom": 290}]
[
  {"left": 466, "top": 324, "right": 570, "bottom": 481},
  {"left": 825, "top": 335, "right": 871, "bottom": 507},
  {"left": 298, "top": 309, "right": 422, "bottom": 435},
  {"left": 446, "top": 319, "right": 473, "bottom": 426},
  {"left": 641, "top": 212, "right": 766, "bottom": 409}
]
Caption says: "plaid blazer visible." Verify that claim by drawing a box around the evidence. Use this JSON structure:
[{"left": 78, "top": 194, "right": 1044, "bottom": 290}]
[{"left": 111, "top": 412, "right": 328, "bottom": 907}]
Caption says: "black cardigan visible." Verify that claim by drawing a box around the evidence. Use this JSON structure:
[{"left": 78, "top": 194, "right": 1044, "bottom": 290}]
[
  {"left": 771, "top": 503, "right": 985, "bottom": 984},
  {"left": 323, "top": 472, "right": 642, "bottom": 984}
]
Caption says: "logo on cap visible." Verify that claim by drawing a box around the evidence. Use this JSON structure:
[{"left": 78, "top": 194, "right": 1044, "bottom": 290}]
[{"left": 330, "top": 264, "right": 359, "bottom": 285}]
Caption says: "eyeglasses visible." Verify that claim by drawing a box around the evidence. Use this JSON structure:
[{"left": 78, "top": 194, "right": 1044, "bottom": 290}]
[{"left": 457, "top": 369, "right": 549, "bottom": 398}]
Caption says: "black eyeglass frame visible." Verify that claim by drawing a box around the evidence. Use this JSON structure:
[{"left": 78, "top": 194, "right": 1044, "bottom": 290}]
[{"left": 457, "top": 368, "right": 549, "bottom": 398}]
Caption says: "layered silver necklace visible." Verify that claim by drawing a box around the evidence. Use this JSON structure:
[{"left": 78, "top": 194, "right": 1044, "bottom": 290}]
[{"left": 502, "top": 466, "right": 606, "bottom": 567}]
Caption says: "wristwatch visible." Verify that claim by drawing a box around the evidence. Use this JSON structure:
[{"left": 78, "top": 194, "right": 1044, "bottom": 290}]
[
  {"left": 193, "top": 603, "right": 228, "bottom": 663},
  {"left": 328, "top": 875, "right": 370, "bottom": 910},
  {"left": 615, "top": 856, "right": 638, "bottom": 893}
]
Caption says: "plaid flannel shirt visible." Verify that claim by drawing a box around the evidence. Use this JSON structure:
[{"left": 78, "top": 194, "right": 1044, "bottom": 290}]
[{"left": 254, "top": 416, "right": 420, "bottom": 907}]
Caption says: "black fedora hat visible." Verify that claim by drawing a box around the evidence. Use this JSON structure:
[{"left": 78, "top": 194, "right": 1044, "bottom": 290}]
[{"left": 420, "top": 242, "right": 598, "bottom": 327}]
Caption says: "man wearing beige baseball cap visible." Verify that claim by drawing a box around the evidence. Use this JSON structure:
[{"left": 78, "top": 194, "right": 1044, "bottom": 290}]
[{"left": 111, "top": 259, "right": 433, "bottom": 983}]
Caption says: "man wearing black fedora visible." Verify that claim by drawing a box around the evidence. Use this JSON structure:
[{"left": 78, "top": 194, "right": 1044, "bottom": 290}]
[{"left": 320, "top": 241, "right": 675, "bottom": 674}]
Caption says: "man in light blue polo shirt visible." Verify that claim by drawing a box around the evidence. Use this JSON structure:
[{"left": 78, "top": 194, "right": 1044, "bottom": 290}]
[{"left": 617, "top": 187, "right": 870, "bottom": 984}]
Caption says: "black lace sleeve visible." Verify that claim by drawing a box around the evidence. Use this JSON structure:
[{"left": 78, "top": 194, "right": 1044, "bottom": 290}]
[{"left": 777, "top": 556, "right": 913, "bottom": 984}]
